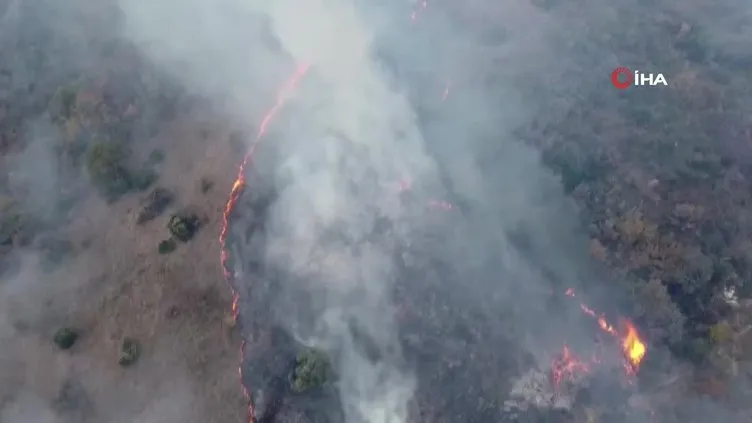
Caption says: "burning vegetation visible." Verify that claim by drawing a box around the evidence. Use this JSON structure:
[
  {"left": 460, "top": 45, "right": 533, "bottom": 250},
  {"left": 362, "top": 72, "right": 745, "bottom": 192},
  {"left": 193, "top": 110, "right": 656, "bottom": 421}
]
[
  {"left": 558, "top": 289, "right": 646, "bottom": 380},
  {"left": 219, "top": 64, "right": 311, "bottom": 422},
  {"left": 217, "top": 64, "right": 654, "bottom": 423},
  {"left": 3, "top": 1, "right": 752, "bottom": 423}
]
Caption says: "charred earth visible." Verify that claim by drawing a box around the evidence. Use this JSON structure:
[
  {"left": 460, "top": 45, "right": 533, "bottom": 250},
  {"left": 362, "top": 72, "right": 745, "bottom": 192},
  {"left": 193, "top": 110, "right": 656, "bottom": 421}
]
[{"left": 220, "top": 135, "right": 627, "bottom": 423}]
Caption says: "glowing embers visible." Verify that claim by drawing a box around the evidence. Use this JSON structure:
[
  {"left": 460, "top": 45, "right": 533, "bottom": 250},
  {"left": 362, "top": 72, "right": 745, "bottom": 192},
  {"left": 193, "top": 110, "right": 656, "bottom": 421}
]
[
  {"left": 219, "top": 63, "right": 311, "bottom": 423},
  {"left": 551, "top": 289, "right": 647, "bottom": 389}
]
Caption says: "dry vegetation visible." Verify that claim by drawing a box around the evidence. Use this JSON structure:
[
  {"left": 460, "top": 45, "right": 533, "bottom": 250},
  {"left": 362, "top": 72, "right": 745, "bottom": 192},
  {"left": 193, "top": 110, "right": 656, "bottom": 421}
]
[
  {"left": 525, "top": 3, "right": 752, "bottom": 409},
  {"left": 0, "top": 3, "right": 247, "bottom": 422},
  {"left": 1, "top": 1, "right": 752, "bottom": 422}
]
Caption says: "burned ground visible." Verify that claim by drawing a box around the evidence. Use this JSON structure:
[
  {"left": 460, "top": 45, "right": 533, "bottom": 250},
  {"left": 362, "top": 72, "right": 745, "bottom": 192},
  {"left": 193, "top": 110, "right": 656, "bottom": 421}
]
[
  {"left": 2, "top": 0, "right": 752, "bottom": 422},
  {"left": 225, "top": 134, "right": 633, "bottom": 423}
]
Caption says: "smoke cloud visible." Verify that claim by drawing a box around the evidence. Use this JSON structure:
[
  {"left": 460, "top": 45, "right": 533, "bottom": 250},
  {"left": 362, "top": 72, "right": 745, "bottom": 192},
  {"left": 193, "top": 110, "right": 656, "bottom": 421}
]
[
  {"left": 112, "top": 0, "right": 752, "bottom": 422},
  {"left": 116, "top": 0, "right": 623, "bottom": 420},
  {"left": 118, "top": 1, "right": 582, "bottom": 421}
]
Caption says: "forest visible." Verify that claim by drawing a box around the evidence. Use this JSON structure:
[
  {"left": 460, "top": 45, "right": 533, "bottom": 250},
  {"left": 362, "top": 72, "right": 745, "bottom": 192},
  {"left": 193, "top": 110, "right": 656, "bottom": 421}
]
[{"left": 1, "top": 1, "right": 752, "bottom": 422}]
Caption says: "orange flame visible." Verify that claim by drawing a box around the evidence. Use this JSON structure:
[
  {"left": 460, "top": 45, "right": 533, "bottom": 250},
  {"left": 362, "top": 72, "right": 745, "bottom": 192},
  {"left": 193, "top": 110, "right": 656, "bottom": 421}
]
[
  {"left": 554, "top": 289, "right": 648, "bottom": 387},
  {"left": 622, "top": 321, "right": 647, "bottom": 370},
  {"left": 219, "top": 63, "right": 311, "bottom": 423},
  {"left": 551, "top": 345, "right": 589, "bottom": 387}
]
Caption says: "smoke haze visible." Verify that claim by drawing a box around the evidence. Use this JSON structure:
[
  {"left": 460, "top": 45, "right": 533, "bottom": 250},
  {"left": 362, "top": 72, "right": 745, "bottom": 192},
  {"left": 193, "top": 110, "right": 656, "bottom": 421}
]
[
  {"left": 1, "top": 0, "right": 752, "bottom": 421},
  {"left": 117, "top": 1, "right": 612, "bottom": 422}
]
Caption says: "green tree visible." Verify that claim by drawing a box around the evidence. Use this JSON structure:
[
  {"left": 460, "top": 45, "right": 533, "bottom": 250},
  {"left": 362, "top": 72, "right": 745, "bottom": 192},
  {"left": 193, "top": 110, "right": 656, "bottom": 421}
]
[
  {"left": 290, "top": 348, "right": 332, "bottom": 393},
  {"left": 85, "top": 140, "right": 133, "bottom": 200}
]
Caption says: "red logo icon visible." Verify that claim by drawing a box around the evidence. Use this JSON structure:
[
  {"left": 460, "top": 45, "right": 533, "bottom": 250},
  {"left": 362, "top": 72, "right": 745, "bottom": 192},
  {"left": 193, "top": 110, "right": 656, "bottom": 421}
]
[{"left": 611, "top": 67, "right": 632, "bottom": 89}]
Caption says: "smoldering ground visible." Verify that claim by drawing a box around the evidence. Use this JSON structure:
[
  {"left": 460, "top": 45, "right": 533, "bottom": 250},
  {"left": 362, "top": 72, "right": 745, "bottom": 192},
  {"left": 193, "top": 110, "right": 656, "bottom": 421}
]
[
  {"left": 118, "top": 1, "right": 601, "bottom": 421},
  {"left": 116, "top": 0, "right": 752, "bottom": 423}
]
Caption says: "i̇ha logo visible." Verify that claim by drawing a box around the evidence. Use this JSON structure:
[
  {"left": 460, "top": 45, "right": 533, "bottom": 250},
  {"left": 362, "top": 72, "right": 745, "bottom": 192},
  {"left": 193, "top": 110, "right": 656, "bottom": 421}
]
[{"left": 611, "top": 67, "right": 668, "bottom": 89}]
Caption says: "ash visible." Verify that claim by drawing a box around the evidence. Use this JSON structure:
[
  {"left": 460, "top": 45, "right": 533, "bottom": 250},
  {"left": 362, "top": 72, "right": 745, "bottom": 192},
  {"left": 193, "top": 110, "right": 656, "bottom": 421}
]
[{"left": 504, "top": 367, "right": 586, "bottom": 413}]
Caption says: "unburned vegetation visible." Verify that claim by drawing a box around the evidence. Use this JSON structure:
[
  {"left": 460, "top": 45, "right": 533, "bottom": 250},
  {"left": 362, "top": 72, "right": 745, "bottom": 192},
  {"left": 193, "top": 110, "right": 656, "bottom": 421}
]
[{"left": 1, "top": 0, "right": 752, "bottom": 423}]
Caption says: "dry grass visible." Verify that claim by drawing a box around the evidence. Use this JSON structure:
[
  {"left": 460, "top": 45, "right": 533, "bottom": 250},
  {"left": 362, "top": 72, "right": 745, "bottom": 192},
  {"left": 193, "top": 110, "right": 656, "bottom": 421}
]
[{"left": 0, "top": 113, "right": 248, "bottom": 422}]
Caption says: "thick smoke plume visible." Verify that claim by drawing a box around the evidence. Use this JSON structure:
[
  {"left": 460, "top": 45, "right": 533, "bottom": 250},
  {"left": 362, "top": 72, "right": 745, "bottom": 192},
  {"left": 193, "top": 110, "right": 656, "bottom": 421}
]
[
  {"left": 124, "top": 1, "right": 579, "bottom": 423},
  {"left": 116, "top": 0, "right": 630, "bottom": 421},
  {"left": 116, "top": 0, "right": 752, "bottom": 422}
]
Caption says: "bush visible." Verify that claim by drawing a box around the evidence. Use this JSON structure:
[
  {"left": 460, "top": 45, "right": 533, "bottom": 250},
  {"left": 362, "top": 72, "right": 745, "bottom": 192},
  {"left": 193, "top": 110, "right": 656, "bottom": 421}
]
[
  {"left": 119, "top": 338, "right": 140, "bottom": 366},
  {"left": 130, "top": 168, "right": 158, "bottom": 192},
  {"left": 630, "top": 278, "right": 685, "bottom": 346},
  {"left": 0, "top": 198, "right": 39, "bottom": 248},
  {"left": 137, "top": 188, "right": 173, "bottom": 225},
  {"left": 0, "top": 197, "right": 23, "bottom": 247},
  {"left": 158, "top": 239, "right": 176, "bottom": 254},
  {"left": 290, "top": 348, "right": 332, "bottom": 393},
  {"left": 167, "top": 213, "right": 200, "bottom": 242},
  {"left": 53, "top": 328, "right": 78, "bottom": 350},
  {"left": 86, "top": 140, "right": 133, "bottom": 200},
  {"left": 49, "top": 85, "right": 78, "bottom": 120},
  {"left": 709, "top": 322, "right": 733, "bottom": 346},
  {"left": 542, "top": 149, "right": 609, "bottom": 194},
  {"left": 199, "top": 177, "right": 213, "bottom": 193}
]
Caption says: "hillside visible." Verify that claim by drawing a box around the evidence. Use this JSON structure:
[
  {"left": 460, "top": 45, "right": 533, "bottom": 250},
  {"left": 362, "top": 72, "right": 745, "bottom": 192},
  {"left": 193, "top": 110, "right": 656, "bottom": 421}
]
[{"left": 1, "top": 1, "right": 752, "bottom": 423}]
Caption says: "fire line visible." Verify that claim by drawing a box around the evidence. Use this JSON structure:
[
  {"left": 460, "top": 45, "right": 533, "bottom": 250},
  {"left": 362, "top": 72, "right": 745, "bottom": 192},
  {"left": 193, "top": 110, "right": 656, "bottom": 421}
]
[{"left": 219, "top": 63, "right": 311, "bottom": 423}]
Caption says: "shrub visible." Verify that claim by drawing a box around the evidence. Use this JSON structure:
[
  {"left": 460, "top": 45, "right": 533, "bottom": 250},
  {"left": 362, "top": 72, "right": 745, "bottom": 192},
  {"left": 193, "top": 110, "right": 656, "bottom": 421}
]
[
  {"left": 630, "top": 278, "right": 685, "bottom": 346},
  {"left": 0, "top": 198, "right": 22, "bottom": 247},
  {"left": 290, "top": 348, "right": 332, "bottom": 393},
  {"left": 158, "top": 239, "right": 176, "bottom": 254},
  {"left": 85, "top": 140, "right": 133, "bottom": 200},
  {"left": 53, "top": 328, "right": 78, "bottom": 350},
  {"left": 0, "top": 197, "right": 38, "bottom": 247},
  {"left": 119, "top": 338, "right": 140, "bottom": 366},
  {"left": 709, "top": 322, "right": 733, "bottom": 346},
  {"left": 49, "top": 85, "right": 78, "bottom": 120},
  {"left": 167, "top": 213, "right": 200, "bottom": 242},
  {"left": 137, "top": 188, "right": 173, "bottom": 224},
  {"left": 130, "top": 168, "right": 158, "bottom": 192},
  {"left": 200, "top": 177, "right": 213, "bottom": 193}
]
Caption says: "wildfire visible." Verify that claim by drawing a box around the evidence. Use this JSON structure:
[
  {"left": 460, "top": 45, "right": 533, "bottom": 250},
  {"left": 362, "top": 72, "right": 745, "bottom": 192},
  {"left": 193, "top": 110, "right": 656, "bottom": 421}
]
[
  {"left": 623, "top": 321, "right": 647, "bottom": 371},
  {"left": 406, "top": 9, "right": 648, "bottom": 388},
  {"left": 219, "top": 63, "right": 311, "bottom": 423},
  {"left": 219, "top": 7, "right": 647, "bottom": 420},
  {"left": 553, "top": 289, "right": 648, "bottom": 387},
  {"left": 551, "top": 345, "right": 590, "bottom": 387}
]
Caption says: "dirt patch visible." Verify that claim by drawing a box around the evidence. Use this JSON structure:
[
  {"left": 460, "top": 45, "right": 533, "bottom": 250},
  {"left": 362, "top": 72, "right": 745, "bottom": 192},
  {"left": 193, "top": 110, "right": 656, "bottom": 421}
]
[{"left": 0, "top": 113, "right": 248, "bottom": 423}]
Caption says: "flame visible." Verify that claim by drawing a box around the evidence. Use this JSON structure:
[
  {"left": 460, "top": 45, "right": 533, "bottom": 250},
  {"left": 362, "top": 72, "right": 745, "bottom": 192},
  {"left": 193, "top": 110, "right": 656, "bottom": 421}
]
[
  {"left": 554, "top": 289, "right": 648, "bottom": 387},
  {"left": 219, "top": 58, "right": 451, "bottom": 420},
  {"left": 623, "top": 321, "right": 647, "bottom": 369},
  {"left": 219, "top": 63, "right": 310, "bottom": 423},
  {"left": 551, "top": 345, "right": 590, "bottom": 387},
  {"left": 218, "top": 6, "right": 655, "bottom": 421}
]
